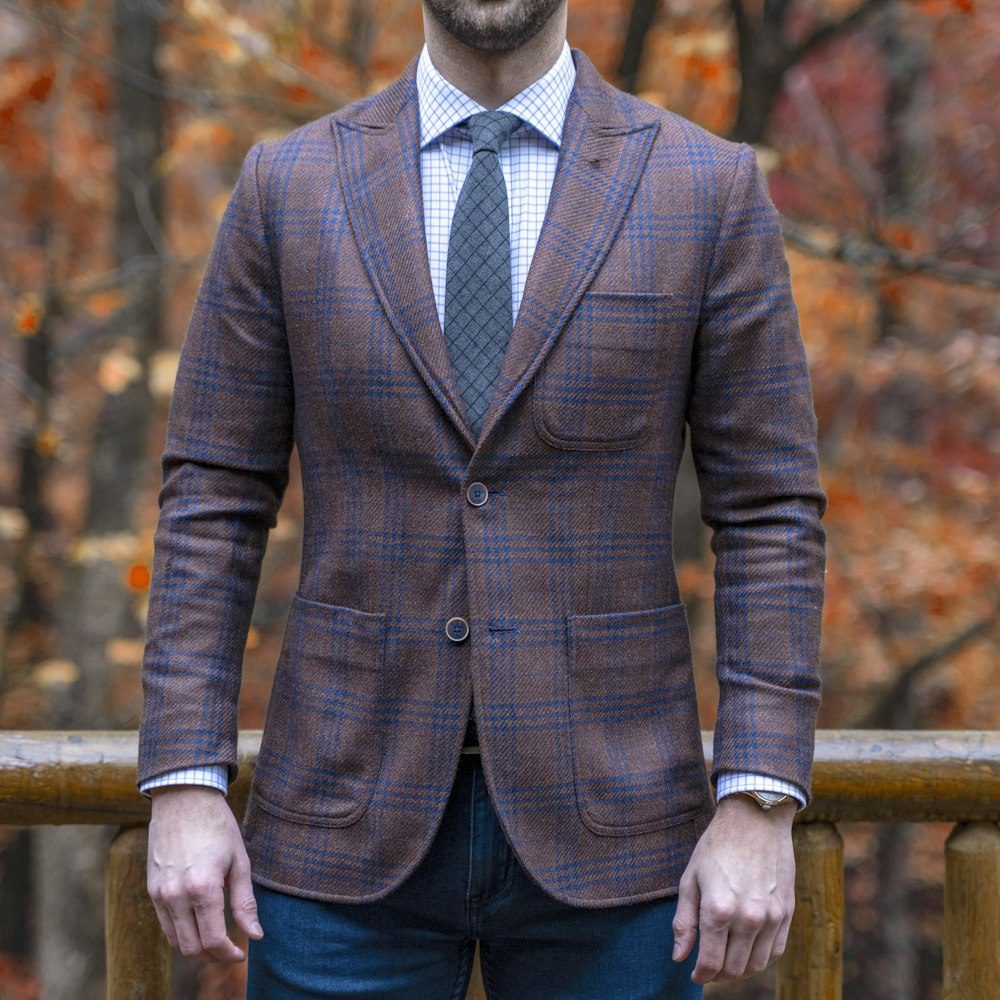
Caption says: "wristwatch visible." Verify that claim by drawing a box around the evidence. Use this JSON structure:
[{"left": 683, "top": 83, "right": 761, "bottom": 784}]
[{"left": 738, "top": 790, "right": 793, "bottom": 811}]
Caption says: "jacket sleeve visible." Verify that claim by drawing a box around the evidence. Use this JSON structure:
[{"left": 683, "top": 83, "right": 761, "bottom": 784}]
[
  {"left": 685, "top": 142, "right": 827, "bottom": 802},
  {"left": 137, "top": 143, "right": 293, "bottom": 787}
]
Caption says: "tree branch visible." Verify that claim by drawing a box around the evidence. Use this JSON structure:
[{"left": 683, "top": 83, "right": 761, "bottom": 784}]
[
  {"left": 781, "top": 218, "right": 1000, "bottom": 292},
  {"left": 856, "top": 597, "right": 1000, "bottom": 727},
  {"left": 617, "top": 0, "right": 660, "bottom": 94},
  {"left": 792, "top": 0, "right": 895, "bottom": 65}
]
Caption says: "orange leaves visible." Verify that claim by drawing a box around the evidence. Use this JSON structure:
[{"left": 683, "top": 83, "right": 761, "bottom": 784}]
[
  {"left": 0, "top": 954, "right": 39, "bottom": 1000},
  {"left": 105, "top": 637, "right": 145, "bottom": 667},
  {"left": 159, "top": 118, "right": 235, "bottom": 177},
  {"left": 637, "top": 26, "right": 739, "bottom": 134},
  {"left": 284, "top": 85, "right": 314, "bottom": 105},
  {"left": 84, "top": 288, "right": 127, "bottom": 320},
  {"left": 18, "top": 311, "right": 39, "bottom": 335},
  {"left": 149, "top": 351, "right": 180, "bottom": 400},
  {"left": 0, "top": 64, "right": 57, "bottom": 153},
  {"left": 97, "top": 346, "right": 143, "bottom": 395},
  {"left": 199, "top": 33, "right": 248, "bottom": 66},
  {"left": 878, "top": 221, "right": 933, "bottom": 256},
  {"left": 0, "top": 63, "right": 55, "bottom": 111},
  {"left": 918, "top": 0, "right": 976, "bottom": 11},
  {"left": 34, "top": 428, "right": 61, "bottom": 458},
  {"left": 33, "top": 659, "right": 80, "bottom": 689},
  {"left": 26, "top": 73, "right": 54, "bottom": 103},
  {"left": 0, "top": 508, "right": 28, "bottom": 541}
]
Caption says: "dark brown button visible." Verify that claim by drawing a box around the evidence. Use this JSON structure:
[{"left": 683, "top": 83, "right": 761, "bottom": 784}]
[
  {"left": 466, "top": 482, "right": 488, "bottom": 507},
  {"left": 445, "top": 616, "right": 470, "bottom": 642}
]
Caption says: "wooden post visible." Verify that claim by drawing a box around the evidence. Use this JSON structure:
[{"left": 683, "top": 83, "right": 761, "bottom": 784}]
[
  {"left": 465, "top": 942, "right": 487, "bottom": 1000},
  {"left": 944, "top": 822, "right": 1000, "bottom": 999},
  {"left": 106, "top": 825, "right": 171, "bottom": 1000},
  {"left": 776, "top": 822, "right": 843, "bottom": 1000}
]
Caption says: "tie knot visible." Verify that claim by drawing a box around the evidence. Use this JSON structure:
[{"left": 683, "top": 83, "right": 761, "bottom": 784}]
[{"left": 467, "top": 111, "right": 521, "bottom": 155}]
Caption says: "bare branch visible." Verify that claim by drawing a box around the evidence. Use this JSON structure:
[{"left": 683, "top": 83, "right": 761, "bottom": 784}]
[
  {"left": 856, "top": 596, "right": 1000, "bottom": 727},
  {"left": 0, "top": 358, "right": 46, "bottom": 405},
  {"left": 617, "top": 0, "right": 660, "bottom": 94},
  {"left": 763, "top": 0, "right": 792, "bottom": 33},
  {"left": 781, "top": 218, "right": 1000, "bottom": 292},
  {"left": 792, "top": 0, "right": 895, "bottom": 65},
  {"left": 3, "top": 0, "right": 350, "bottom": 125}
]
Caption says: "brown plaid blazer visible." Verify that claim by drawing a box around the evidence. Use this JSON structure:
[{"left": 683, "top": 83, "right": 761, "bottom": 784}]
[{"left": 138, "top": 50, "right": 826, "bottom": 907}]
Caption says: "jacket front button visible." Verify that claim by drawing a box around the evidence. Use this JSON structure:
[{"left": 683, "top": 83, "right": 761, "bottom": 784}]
[
  {"left": 466, "top": 482, "right": 488, "bottom": 507},
  {"left": 445, "top": 616, "right": 470, "bottom": 642}
]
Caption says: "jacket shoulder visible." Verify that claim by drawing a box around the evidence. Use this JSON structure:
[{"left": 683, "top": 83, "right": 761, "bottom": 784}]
[{"left": 572, "top": 49, "right": 748, "bottom": 187}]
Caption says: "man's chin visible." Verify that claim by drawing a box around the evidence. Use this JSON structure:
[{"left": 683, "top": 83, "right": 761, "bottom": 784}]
[{"left": 424, "top": 0, "right": 564, "bottom": 54}]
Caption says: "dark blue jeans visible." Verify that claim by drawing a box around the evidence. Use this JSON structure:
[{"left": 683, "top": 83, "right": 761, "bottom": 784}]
[{"left": 247, "top": 754, "right": 702, "bottom": 999}]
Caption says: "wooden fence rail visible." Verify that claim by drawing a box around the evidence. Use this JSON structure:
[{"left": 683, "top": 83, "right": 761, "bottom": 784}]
[{"left": 1, "top": 730, "right": 998, "bottom": 999}]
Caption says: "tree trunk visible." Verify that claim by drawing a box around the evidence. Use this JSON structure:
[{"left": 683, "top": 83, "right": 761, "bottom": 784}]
[
  {"left": 34, "top": 1, "right": 165, "bottom": 997},
  {"left": 866, "top": 11, "right": 927, "bottom": 999}
]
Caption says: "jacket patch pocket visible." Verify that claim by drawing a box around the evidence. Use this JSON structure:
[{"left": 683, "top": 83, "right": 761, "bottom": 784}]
[
  {"left": 567, "top": 603, "right": 711, "bottom": 835},
  {"left": 533, "top": 292, "right": 682, "bottom": 451},
  {"left": 252, "top": 593, "right": 385, "bottom": 827}
]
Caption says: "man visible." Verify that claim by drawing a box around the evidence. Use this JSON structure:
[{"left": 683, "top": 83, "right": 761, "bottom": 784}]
[{"left": 138, "top": 1, "right": 827, "bottom": 996}]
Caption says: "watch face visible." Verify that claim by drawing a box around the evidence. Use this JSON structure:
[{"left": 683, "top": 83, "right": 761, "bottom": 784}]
[{"left": 756, "top": 791, "right": 787, "bottom": 803}]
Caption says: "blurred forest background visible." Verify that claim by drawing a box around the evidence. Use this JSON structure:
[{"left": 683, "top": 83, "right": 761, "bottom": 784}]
[{"left": 0, "top": 0, "right": 997, "bottom": 997}]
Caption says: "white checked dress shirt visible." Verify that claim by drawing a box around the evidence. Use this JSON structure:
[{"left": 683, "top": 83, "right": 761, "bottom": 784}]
[{"left": 142, "top": 43, "right": 805, "bottom": 810}]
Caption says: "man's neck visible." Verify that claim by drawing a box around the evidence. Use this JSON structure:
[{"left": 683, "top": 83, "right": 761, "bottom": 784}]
[{"left": 422, "top": 7, "right": 567, "bottom": 110}]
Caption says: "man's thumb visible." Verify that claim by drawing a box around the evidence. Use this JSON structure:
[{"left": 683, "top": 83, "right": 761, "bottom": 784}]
[
  {"left": 228, "top": 857, "right": 263, "bottom": 939},
  {"left": 672, "top": 878, "right": 699, "bottom": 962}
]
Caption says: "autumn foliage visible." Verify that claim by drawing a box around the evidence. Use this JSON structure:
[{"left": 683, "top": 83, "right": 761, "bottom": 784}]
[{"left": 0, "top": 1, "right": 997, "bottom": 997}]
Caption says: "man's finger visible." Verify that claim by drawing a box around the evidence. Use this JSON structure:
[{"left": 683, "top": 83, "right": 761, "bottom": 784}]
[
  {"left": 150, "top": 897, "right": 179, "bottom": 950},
  {"left": 191, "top": 881, "right": 245, "bottom": 963},
  {"left": 692, "top": 892, "right": 737, "bottom": 984},
  {"left": 771, "top": 898, "right": 794, "bottom": 961},
  {"left": 161, "top": 894, "right": 204, "bottom": 959},
  {"left": 671, "top": 875, "right": 700, "bottom": 962},
  {"left": 744, "top": 916, "right": 780, "bottom": 977},
  {"left": 719, "top": 899, "right": 771, "bottom": 979},
  {"left": 227, "top": 853, "right": 263, "bottom": 940}
]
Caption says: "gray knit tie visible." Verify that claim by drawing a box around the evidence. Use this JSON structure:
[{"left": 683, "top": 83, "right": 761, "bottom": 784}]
[{"left": 444, "top": 111, "right": 522, "bottom": 439}]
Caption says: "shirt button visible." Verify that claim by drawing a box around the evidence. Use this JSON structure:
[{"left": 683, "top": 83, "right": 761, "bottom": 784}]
[
  {"left": 466, "top": 482, "right": 489, "bottom": 507},
  {"left": 445, "top": 616, "right": 470, "bottom": 642}
]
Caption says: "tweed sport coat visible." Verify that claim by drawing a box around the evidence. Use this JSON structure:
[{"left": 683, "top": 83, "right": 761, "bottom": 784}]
[{"left": 137, "top": 50, "right": 827, "bottom": 907}]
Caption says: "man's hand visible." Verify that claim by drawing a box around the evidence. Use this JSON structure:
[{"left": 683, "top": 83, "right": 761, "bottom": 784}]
[
  {"left": 672, "top": 794, "right": 796, "bottom": 983},
  {"left": 147, "top": 786, "right": 263, "bottom": 963}
]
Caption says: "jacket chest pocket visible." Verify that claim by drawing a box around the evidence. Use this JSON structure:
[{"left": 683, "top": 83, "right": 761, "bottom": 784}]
[
  {"left": 252, "top": 593, "right": 385, "bottom": 827},
  {"left": 532, "top": 291, "right": 684, "bottom": 451}
]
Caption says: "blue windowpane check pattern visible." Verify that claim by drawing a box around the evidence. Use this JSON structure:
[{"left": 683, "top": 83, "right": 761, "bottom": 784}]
[{"left": 140, "top": 41, "right": 805, "bottom": 811}]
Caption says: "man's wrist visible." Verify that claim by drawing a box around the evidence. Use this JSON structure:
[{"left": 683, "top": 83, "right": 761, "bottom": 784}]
[
  {"left": 139, "top": 763, "right": 230, "bottom": 799},
  {"left": 716, "top": 793, "right": 796, "bottom": 824},
  {"left": 148, "top": 784, "right": 225, "bottom": 799},
  {"left": 715, "top": 771, "right": 807, "bottom": 810}
]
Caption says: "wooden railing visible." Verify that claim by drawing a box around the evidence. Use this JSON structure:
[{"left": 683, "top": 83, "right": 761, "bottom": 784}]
[{"left": 1, "top": 730, "right": 998, "bottom": 999}]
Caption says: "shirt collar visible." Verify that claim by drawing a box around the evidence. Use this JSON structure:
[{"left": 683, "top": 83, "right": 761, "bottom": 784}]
[{"left": 416, "top": 41, "right": 575, "bottom": 150}]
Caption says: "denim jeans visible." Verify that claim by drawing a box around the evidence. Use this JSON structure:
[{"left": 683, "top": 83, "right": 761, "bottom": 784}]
[{"left": 247, "top": 753, "right": 702, "bottom": 999}]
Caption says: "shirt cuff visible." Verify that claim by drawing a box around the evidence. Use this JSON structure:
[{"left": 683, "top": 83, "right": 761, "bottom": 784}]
[
  {"left": 139, "top": 764, "right": 229, "bottom": 798},
  {"left": 715, "top": 771, "right": 807, "bottom": 810}
]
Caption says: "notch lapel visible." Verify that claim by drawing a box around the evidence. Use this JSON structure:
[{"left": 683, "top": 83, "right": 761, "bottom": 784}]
[
  {"left": 332, "top": 62, "right": 477, "bottom": 448},
  {"left": 477, "top": 54, "right": 660, "bottom": 448}
]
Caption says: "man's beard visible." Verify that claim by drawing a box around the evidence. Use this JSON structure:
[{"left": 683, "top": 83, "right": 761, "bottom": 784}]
[{"left": 423, "top": 0, "right": 565, "bottom": 54}]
